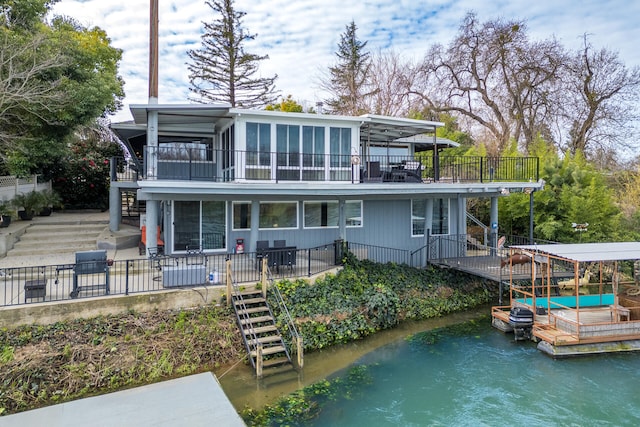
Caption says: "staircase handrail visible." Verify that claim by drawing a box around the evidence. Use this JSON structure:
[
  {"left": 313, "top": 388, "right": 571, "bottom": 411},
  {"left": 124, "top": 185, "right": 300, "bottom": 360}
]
[
  {"left": 264, "top": 264, "right": 302, "bottom": 354},
  {"left": 225, "top": 259, "right": 262, "bottom": 355},
  {"left": 466, "top": 212, "right": 489, "bottom": 248}
]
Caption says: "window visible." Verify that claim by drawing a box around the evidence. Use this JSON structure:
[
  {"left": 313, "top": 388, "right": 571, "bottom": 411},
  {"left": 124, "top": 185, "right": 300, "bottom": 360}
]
[
  {"left": 329, "top": 127, "right": 351, "bottom": 167},
  {"left": 233, "top": 202, "right": 251, "bottom": 230},
  {"left": 276, "top": 124, "right": 300, "bottom": 166},
  {"left": 302, "top": 126, "right": 325, "bottom": 167},
  {"left": 346, "top": 201, "right": 362, "bottom": 227},
  {"left": 173, "top": 200, "right": 226, "bottom": 251},
  {"left": 412, "top": 199, "right": 449, "bottom": 236},
  {"left": 259, "top": 202, "right": 298, "bottom": 229},
  {"left": 303, "top": 201, "right": 362, "bottom": 228},
  {"left": 246, "top": 122, "right": 271, "bottom": 166}
]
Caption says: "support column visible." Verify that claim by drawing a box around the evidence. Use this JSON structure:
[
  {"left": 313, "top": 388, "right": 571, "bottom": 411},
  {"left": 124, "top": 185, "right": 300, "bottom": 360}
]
[
  {"left": 424, "top": 198, "right": 433, "bottom": 265},
  {"left": 145, "top": 199, "right": 159, "bottom": 256},
  {"left": 109, "top": 187, "right": 121, "bottom": 232},
  {"left": 338, "top": 199, "right": 346, "bottom": 241},
  {"left": 490, "top": 196, "right": 498, "bottom": 256},
  {"left": 249, "top": 201, "right": 260, "bottom": 252}
]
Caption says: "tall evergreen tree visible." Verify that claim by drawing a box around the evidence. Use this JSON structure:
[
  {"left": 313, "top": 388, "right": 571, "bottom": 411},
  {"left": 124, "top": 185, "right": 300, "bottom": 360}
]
[
  {"left": 187, "top": 0, "right": 278, "bottom": 108},
  {"left": 322, "top": 21, "right": 373, "bottom": 116}
]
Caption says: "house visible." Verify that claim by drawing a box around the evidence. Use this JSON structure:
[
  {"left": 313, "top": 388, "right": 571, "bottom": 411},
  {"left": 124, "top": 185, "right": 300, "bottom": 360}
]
[{"left": 109, "top": 103, "right": 543, "bottom": 259}]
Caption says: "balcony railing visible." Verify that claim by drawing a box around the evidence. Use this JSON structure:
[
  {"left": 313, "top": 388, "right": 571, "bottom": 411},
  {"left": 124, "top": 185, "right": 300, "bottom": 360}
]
[{"left": 111, "top": 148, "right": 539, "bottom": 184}]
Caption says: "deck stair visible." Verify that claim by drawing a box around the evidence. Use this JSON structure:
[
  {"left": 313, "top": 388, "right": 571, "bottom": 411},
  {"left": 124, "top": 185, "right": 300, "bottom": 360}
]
[
  {"left": 231, "top": 288, "right": 293, "bottom": 375},
  {"left": 533, "top": 324, "right": 580, "bottom": 345}
]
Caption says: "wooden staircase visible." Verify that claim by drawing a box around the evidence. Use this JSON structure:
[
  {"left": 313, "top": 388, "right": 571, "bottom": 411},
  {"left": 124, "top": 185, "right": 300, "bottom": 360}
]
[{"left": 232, "top": 288, "right": 293, "bottom": 376}]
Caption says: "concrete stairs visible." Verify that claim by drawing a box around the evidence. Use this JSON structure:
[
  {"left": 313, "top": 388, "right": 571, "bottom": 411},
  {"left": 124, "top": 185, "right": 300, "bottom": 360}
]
[{"left": 7, "top": 219, "right": 107, "bottom": 257}]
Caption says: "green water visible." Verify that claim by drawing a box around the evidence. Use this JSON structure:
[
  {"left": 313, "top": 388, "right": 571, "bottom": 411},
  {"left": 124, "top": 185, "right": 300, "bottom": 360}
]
[{"left": 312, "top": 320, "right": 640, "bottom": 426}]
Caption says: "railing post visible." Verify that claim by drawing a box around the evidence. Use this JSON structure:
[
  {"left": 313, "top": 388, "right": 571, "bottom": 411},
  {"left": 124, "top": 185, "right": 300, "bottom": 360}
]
[
  {"left": 226, "top": 258, "right": 232, "bottom": 305},
  {"left": 307, "top": 249, "right": 311, "bottom": 276},
  {"left": 125, "top": 261, "right": 129, "bottom": 295},
  {"left": 256, "top": 344, "right": 263, "bottom": 378},
  {"left": 296, "top": 336, "right": 304, "bottom": 369},
  {"left": 261, "top": 257, "right": 268, "bottom": 299}
]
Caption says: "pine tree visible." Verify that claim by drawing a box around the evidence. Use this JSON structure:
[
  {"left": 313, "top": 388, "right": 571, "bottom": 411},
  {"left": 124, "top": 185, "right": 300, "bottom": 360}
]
[
  {"left": 186, "top": 0, "right": 278, "bottom": 108},
  {"left": 323, "top": 21, "right": 373, "bottom": 115}
]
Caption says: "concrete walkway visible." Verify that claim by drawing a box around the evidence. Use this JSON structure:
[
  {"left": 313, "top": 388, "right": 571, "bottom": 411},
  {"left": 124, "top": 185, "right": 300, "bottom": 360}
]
[
  {"left": 0, "top": 211, "right": 143, "bottom": 268},
  {"left": 1, "top": 372, "right": 246, "bottom": 427}
]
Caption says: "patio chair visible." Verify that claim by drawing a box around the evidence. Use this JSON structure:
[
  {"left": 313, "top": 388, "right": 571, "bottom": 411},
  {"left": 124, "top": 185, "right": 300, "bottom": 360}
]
[
  {"left": 274, "top": 239, "right": 286, "bottom": 248},
  {"left": 139, "top": 225, "right": 164, "bottom": 255},
  {"left": 256, "top": 240, "right": 269, "bottom": 270}
]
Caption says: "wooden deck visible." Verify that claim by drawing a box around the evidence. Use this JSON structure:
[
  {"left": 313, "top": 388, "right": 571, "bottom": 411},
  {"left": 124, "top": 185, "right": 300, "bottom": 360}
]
[{"left": 493, "top": 304, "right": 640, "bottom": 347}]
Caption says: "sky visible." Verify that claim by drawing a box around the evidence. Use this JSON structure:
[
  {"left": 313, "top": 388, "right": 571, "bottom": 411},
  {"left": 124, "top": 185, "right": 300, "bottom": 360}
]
[{"left": 51, "top": 0, "right": 640, "bottom": 123}]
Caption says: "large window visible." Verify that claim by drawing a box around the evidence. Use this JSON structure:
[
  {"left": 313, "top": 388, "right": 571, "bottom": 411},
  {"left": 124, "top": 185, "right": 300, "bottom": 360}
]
[
  {"left": 304, "top": 201, "right": 362, "bottom": 228},
  {"left": 276, "top": 124, "right": 300, "bottom": 166},
  {"left": 329, "top": 127, "right": 351, "bottom": 167},
  {"left": 232, "top": 202, "right": 251, "bottom": 230},
  {"left": 259, "top": 202, "right": 298, "bottom": 229},
  {"left": 412, "top": 199, "right": 449, "bottom": 236},
  {"left": 246, "top": 122, "right": 271, "bottom": 166},
  {"left": 173, "top": 200, "right": 226, "bottom": 251},
  {"left": 302, "top": 126, "right": 325, "bottom": 167}
]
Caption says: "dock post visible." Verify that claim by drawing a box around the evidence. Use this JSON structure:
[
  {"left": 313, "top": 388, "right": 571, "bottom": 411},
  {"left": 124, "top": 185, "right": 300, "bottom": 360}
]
[
  {"left": 296, "top": 337, "right": 304, "bottom": 369},
  {"left": 256, "top": 344, "right": 263, "bottom": 378}
]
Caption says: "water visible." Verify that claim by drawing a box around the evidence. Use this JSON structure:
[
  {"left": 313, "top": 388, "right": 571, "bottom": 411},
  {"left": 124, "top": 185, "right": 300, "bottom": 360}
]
[{"left": 311, "top": 320, "right": 640, "bottom": 426}]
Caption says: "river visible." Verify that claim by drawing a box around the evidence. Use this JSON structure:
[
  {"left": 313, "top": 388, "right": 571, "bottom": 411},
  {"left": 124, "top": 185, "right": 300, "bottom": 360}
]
[{"left": 218, "top": 307, "right": 640, "bottom": 426}]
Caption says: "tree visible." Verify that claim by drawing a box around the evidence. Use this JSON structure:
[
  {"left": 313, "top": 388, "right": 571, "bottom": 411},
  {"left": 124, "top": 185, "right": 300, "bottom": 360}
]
[
  {"left": 414, "top": 13, "right": 565, "bottom": 155},
  {"left": 361, "top": 50, "right": 419, "bottom": 117},
  {"left": 0, "top": 1, "right": 124, "bottom": 176},
  {"left": 562, "top": 36, "right": 640, "bottom": 156},
  {"left": 265, "top": 94, "right": 303, "bottom": 112},
  {"left": 322, "top": 21, "right": 374, "bottom": 116},
  {"left": 499, "top": 145, "right": 622, "bottom": 242},
  {"left": 187, "top": 0, "right": 278, "bottom": 108}
]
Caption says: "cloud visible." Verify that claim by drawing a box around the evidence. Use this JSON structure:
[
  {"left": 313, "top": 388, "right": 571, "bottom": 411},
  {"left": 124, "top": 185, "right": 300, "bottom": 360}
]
[{"left": 51, "top": 0, "right": 640, "bottom": 122}]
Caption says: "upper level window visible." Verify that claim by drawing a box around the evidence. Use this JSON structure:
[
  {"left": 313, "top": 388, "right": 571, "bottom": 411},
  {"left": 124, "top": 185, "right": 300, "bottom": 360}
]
[
  {"left": 412, "top": 199, "right": 449, "bottom": 236},
  {"left": 276, "top": 124, "right": 300, "bottom": 167},
  {"left": 246, "top": 122, "right": 271, "bottom": 166},
  {"left": 302, "top": 126, "right": 325, "bottom": 167},
  {"left": 329, "top": 127, "right": 351, "bottom": 167}
]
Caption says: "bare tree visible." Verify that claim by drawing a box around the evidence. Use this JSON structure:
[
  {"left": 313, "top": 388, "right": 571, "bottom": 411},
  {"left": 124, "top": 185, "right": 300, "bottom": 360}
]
[
  {"left": 187, "top": 0, "right": 278, "bottom": 108},
  {"left": 361, "top": 50, "right": 419, "bottom": 117},
  {"left": 413, "top": 13, "right": 566, "bottom": 154},
  {"left": 562, "top": 36, "right": 640, "bottom": 156}
]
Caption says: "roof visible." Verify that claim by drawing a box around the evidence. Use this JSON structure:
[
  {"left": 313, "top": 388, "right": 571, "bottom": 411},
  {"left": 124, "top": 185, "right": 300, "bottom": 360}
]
[
  {"left": 513, "top": 242, "right": 640, "bottom": 263},
  {"left": 112, "top": 104, "right": 447, "bottom": 148}
]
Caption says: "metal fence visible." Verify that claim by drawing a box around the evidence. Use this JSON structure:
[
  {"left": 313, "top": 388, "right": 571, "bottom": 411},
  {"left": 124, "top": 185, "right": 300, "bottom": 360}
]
[
  {"left": 111, "top": 151, "right": 539, "bottom": 184},
  {"left": 0, "top": 243, "right": 342, "bottom": 308}
]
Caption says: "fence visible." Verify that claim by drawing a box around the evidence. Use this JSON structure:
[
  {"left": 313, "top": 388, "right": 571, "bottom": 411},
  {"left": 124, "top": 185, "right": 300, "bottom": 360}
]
[
  {"left": 0, "top": 243, "right": 342, "bottom": 308},
  {"left": 111, "top": 151, "right": 539, "bottom": 184},
  {"left": 0, "top": 175, "right": 51, "bottom": 202}
]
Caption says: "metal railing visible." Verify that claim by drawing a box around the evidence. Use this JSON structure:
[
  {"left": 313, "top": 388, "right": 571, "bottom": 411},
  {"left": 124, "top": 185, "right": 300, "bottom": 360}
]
[
  {"left": 0, "top": 243, "right": 343, "bottom": 308},
  {"left": 111, "top": 150, "right": 539, "bottom": 184}
]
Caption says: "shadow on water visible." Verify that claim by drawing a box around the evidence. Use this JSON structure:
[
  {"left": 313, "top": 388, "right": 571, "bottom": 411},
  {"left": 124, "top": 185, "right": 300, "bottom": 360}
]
[{"left": 215, "top": 306, "right": 489, "bottom": 412}]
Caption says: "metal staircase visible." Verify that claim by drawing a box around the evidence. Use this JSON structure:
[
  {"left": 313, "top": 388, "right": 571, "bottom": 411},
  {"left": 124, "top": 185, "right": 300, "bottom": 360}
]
[{"left": 226, "top": 258, "right": 303, "bottom": 377}]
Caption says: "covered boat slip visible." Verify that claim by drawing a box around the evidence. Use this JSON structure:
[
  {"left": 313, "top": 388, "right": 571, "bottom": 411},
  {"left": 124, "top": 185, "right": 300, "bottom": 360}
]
[{"left": 491, "top": 242, "right": 640, "bottom": 355}]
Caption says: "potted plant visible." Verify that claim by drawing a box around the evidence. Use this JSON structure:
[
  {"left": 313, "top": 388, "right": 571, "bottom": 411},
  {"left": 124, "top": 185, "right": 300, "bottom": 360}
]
[
  {"left": 12, "top": 191, "right": 45, "bottom": 220},
  {"left": 0, "top": 200, "right": 13, "bottom": 227},
  {"left": 39, "top": 189, "right": 63, "bottom": 216}
]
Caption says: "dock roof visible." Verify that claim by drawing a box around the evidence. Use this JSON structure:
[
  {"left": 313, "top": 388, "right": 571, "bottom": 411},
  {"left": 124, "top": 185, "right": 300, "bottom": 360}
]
[{"left": 513, "top": 242, "right": 640, "bottom": 263}]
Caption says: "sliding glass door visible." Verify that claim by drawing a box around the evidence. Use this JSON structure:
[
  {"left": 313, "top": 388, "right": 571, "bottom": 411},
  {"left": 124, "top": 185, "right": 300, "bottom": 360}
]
[{"left": 173, "top": 200, "right": 226, "bottom": 252}]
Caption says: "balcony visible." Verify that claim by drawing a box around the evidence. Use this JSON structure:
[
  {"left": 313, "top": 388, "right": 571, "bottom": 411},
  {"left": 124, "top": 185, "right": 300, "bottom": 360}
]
[{"left": 111, "top": 147, "right": 539, "bottom": 185}]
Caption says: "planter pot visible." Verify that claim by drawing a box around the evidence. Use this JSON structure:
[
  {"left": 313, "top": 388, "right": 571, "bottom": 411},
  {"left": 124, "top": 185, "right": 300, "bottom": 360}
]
[
  {"left": 0, "top": 215, "right": 10, "bottom": 227},
  {"left": 18, "top": 210, "right": 34, "bottom": 221},
  {"left": 39, "top": 207, "right": 52, "bottom": 216}
]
